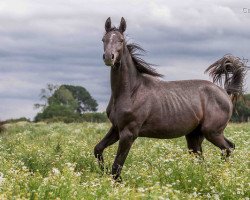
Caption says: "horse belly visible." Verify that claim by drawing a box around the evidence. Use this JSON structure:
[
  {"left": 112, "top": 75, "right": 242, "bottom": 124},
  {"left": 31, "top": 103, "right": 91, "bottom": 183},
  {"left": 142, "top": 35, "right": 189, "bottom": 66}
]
[
  {"left": 139, "top": 124, "right": 198, "bottom": 139},
  {"left": 139, "top": 111, "right": 201, "bottom": 139}
]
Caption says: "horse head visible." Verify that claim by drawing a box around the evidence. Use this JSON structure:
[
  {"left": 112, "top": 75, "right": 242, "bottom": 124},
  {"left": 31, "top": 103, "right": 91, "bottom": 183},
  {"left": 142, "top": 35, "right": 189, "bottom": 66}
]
[{"left": 102, "top": 17, "right": 126, "bottom": 66}]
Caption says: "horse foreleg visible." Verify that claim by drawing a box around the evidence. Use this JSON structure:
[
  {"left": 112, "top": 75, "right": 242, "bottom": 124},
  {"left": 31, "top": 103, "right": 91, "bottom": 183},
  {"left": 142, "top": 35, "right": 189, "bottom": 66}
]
[
  {"left": 112, "top": 127, "right": 136, "bottom": 180},
  {"left": 94, "top": 126, "right": 119, "bottom": 170}
]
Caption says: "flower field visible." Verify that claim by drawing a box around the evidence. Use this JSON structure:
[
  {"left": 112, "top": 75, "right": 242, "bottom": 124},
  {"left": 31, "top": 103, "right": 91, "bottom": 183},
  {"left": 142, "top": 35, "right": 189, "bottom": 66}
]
[{"left": 0, "top": 122, "right": 249, "bottom": 199}]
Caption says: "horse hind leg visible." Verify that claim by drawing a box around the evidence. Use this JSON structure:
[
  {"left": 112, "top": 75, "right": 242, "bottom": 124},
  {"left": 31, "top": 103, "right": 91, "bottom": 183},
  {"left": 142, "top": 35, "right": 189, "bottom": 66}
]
[
  {"left": 200, "top": 109, "right": 233, "bottom": 158},
  {"left": 185, "top": 127, "right": 204, "bottom": 156},
  {"left": 203, "top": 132, "right": 233, "bottom": 158}
]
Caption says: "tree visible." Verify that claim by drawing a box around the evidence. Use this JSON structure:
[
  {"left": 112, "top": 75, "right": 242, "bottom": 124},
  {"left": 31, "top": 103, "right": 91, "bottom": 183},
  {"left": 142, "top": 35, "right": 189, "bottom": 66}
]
[
  {"left": 34, "top": 84, "right": 59, "bottom": 109},
  {"left": 231, "top": 94, "right": 250, "bottom": 122},
  {"left": 48, "top": 86, "right": 77, "bottom": 108},
  {"left": 34, "top": 84, "right": 98, "bottom": 122},
  {"left": 63, "top": 85, "right": 98, "bottom": 113}
]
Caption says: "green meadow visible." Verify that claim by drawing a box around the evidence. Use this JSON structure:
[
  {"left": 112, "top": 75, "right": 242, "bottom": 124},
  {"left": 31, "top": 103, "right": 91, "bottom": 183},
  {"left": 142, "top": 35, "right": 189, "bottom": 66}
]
[{"left": 0, "top": 122, "right": 249, "bottom": 199}]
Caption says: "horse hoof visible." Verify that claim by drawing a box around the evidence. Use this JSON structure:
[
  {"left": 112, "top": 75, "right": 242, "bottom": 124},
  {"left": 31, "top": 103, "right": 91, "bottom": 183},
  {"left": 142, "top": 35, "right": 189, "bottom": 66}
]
[{"left": 112, "top": 174, "right": 123, "bottom": 182}]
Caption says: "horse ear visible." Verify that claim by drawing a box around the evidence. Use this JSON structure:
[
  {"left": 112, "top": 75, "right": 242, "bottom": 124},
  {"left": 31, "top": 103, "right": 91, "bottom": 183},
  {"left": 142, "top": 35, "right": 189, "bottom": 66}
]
[
  {"left": 105, "top": 17, "right": 111, "bottom": 32},
  {"left": 119, "top": 17, "right": 126, "bottom": 33}
]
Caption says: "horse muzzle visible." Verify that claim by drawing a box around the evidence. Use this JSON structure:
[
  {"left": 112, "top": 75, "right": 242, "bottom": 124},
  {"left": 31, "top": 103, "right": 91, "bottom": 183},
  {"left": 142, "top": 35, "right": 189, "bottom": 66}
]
[{"left": 103, "top": 52, "right": 116, "bottom": 66}]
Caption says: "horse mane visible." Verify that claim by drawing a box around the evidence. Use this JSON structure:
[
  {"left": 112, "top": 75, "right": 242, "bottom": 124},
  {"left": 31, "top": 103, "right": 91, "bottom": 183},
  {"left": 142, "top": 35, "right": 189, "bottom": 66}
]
[
  {"left": 105, "top": 28, "right": 163, "bottom": 77},
  {"left": 126, "top": 43, "right": 163, "bottom": 77}
]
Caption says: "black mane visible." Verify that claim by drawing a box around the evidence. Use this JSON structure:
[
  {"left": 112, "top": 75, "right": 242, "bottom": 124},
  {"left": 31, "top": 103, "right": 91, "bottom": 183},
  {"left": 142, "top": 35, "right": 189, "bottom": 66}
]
[{"left": 126, "top": 43, "right": 163, "bottom": 77}]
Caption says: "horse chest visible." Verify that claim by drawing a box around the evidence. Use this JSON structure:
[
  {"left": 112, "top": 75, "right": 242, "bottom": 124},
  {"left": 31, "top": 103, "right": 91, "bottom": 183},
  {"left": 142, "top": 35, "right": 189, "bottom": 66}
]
[{"left": 108, "top": 101, "right": 135, "bottom": 128}]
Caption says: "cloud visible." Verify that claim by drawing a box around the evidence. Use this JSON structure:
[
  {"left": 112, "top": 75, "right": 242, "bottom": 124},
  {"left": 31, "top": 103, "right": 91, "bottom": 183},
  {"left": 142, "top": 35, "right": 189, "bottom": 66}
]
[
  {"left": 0, "top": 0, "right": 250, "bottom": 120},
  {"left": 0, "top": 98, "right": 37, "bottom": 120}
]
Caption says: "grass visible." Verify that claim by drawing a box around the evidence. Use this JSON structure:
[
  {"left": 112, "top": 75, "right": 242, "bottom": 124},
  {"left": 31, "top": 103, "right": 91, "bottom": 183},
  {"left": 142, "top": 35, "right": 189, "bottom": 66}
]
[{"left": 0, "top": 122, "right": 249, "bottom": 199}]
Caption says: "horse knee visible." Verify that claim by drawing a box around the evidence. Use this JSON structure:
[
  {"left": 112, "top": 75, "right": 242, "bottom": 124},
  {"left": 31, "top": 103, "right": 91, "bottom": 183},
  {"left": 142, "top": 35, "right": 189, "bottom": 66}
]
[{"left": 119, "top": 132, "right": 136, "bottom": 148}]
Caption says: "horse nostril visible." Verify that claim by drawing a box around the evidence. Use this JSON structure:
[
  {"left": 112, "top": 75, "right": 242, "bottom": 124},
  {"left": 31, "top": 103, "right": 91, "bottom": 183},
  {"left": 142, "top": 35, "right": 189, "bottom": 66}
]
[
  {"left": 111, "top": 54, "right": 114, "bottom": 60},
  {"left": 103, "top": 54, "right": 105, "bottom": 60}
]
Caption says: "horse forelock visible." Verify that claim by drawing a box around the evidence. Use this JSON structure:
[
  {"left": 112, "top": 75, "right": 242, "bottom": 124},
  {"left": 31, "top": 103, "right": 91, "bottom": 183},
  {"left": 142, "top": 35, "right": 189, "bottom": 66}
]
[{"left": 105, "top": 27, "right": 122, "bottom": 34}]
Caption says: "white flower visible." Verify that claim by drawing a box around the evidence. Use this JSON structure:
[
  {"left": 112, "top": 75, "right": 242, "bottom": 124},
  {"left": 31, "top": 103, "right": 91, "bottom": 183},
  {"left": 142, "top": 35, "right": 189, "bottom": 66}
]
[
  {"left": 52, "top": 168, "right": 60, "bottom": 175},
  {"left": 75, "top": 172, "right": 81, "bottom": 177},
  {"left": 214, "top": 194, "right": 220, "bottom": 200},
  {"left": 192, "top": 192, "right": 197, "bottom": 197},
  {"left": 0, "top": 172, "right": 5, "bottom": 186}
]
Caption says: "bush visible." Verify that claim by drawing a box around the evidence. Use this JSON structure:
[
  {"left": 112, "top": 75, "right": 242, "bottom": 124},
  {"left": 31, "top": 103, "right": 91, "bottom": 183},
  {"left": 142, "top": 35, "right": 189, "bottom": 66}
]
[
  {"left": 35, "top": 112, "right": 108, "bottom": 123},
  {"left": 34, "top": 104, "right": 80, "bottom": 122},
  {"left": 2, "top": 117, "right": 30, "bottom": 124},
  {"left": 82, "top": 112, "right": 108, "bottom": 123}
]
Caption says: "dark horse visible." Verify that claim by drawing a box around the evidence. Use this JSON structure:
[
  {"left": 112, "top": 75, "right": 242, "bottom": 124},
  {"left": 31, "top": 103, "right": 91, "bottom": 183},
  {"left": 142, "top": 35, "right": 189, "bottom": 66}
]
[{"left": 94, "top": 17, "right": 247, "bottom": 180}]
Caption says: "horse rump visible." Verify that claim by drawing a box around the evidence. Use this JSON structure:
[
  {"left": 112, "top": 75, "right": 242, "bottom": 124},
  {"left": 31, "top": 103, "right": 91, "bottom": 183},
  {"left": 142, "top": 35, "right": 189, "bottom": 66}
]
[{"left": 205, "top": 54, "right": 248, "bottom": 104}]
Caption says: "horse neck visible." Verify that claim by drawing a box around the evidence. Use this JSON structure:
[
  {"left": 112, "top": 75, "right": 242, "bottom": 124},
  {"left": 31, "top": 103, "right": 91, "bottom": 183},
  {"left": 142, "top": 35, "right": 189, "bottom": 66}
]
[{"left": 110, "top": 45, "right": 139, "bottom": 99}]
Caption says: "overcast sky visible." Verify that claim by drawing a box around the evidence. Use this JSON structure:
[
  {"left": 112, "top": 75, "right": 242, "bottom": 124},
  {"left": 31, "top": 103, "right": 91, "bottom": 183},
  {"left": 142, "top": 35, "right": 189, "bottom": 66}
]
[{"left": 0, "top": 0, "right": 250, "bottom": 120}]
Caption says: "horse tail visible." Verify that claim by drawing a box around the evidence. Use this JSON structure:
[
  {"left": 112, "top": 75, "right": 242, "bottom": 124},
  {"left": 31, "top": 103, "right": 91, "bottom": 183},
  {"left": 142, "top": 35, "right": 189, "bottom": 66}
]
[{"left": 205, "top": 54, "right": 248, "bottom": 104}]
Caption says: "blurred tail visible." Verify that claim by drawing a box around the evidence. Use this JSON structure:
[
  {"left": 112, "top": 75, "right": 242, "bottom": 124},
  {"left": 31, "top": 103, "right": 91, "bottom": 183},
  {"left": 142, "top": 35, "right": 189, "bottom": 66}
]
[{"left": 205, "top": 54, "right": 248, "bottom": 104}]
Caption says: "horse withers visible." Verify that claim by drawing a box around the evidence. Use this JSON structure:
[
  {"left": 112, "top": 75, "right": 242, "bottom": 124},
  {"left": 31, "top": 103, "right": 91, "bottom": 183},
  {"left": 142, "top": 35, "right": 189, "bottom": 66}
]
[{"left": 94, "top": 17, "right": 247, "bottom": 180}]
